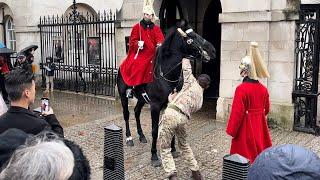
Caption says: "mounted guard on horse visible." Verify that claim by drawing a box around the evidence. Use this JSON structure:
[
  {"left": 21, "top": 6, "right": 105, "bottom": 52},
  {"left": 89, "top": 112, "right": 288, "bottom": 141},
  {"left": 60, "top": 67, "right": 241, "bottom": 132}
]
[{"left": 117, "top": 0, "right": 216, "bottom": 167}]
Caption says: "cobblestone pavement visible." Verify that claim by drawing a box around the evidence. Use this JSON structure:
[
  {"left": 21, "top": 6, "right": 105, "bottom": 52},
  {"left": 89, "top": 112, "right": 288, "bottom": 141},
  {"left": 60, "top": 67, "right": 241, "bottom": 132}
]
[{"left": 43, "top": 91, "right": 320, "bottom": 180}]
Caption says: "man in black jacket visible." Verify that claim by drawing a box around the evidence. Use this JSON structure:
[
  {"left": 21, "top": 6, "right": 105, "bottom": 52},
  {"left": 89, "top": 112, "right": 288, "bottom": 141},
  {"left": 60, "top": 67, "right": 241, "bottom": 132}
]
[{"left": 0, "top": 68, "right": 64, "bottom": 137}]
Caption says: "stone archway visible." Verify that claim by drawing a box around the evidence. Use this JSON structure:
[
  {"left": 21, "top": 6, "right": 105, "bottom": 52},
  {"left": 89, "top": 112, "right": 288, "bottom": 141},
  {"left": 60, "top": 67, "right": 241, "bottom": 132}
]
[
  {"left": 202, "top": 0, "right": 222, "bottom": 99},
  {"left": 64, "top": 3, "right": 97, "bottom": 16},
  {"left": 157, "top": 0, "right": 222, "bottom": 118}
]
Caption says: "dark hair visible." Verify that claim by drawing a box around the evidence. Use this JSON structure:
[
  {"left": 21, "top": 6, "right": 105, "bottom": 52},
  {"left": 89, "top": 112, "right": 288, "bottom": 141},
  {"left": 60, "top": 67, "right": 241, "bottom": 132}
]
[
  {"left": 4, "top": 68, "right": 35, "bottom": 101},
  {"left": 197, "top": 74, "right": 210, "bottom": 89}
]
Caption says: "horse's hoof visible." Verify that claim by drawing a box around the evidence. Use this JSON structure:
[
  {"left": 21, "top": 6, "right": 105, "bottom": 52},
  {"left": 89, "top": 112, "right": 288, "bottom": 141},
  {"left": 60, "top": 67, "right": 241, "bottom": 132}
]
[
  {"left": 171, "top": 151, "right": 180, "bottom": 158},
  {"left": 126, "top": 140, "right": 134, "bottom": 146},
  {"left": 151, "top": 153, "right": 158, "bottom": 161},
  {"left": 151, "top": 159, "right": 162, "bottom": 167},
  {"left": 139, "top": 136, "right": 147, "bottom": 143}
]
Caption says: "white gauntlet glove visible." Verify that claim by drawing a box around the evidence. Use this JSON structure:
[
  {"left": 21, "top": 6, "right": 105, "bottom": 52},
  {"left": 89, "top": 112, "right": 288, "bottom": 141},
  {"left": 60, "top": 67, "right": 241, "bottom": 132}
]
[{"left": 138, "top": 41, "right": 144, "bottom": 50}]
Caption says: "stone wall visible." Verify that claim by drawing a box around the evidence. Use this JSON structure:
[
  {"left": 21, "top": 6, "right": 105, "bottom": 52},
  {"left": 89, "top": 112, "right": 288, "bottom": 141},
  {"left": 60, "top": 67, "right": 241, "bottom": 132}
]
[{"left": 217, "top": 0, "right": 297, "bottom": 130}]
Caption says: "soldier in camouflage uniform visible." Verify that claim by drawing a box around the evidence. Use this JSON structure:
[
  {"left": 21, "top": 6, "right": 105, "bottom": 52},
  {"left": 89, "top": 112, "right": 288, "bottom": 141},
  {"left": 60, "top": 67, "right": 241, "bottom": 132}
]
[{"left": 159, "top": 58, "right": 210, "bottom": 180}]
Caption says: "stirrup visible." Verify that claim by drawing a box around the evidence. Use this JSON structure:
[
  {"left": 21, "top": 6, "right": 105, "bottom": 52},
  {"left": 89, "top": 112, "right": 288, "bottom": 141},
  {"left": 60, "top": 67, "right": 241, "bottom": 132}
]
[
  {"left": 142, "top": 92, "right": 150, "bottom": 104},
  {"left": 126, "top": 89, "right": 133, "bottom": 98}
]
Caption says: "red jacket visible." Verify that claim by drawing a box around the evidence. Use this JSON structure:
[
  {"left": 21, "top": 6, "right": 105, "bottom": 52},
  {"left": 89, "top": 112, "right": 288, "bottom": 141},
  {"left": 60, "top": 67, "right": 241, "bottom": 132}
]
[
  {"left": 0, "top": 59, "right": 9, "bottom": 74},
  {"left": 226, "top": 77, "right": 272, "bottom": 164},
  {"left": 120, "top": 21, "right": 164, "bottom": 86}
]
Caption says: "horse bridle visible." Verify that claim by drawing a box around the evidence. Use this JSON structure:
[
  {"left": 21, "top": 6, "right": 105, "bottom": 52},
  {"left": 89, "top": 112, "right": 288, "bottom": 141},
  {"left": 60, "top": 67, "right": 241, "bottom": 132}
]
[
  {"left": 154, "top": 28, "right": 208, "bottom": 83},
  {"left": 153, "top": 49, "right": 183, "bottom": 83}
]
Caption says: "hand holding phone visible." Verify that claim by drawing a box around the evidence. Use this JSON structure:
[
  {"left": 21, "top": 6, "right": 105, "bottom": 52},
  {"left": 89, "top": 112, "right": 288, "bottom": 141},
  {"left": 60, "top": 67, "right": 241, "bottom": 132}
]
[
  {"left": 41, "top": 98, "right": 50, "bottom": 113},
  {"left": 42, "top": 107, "right": 54, "bottom": 116}
]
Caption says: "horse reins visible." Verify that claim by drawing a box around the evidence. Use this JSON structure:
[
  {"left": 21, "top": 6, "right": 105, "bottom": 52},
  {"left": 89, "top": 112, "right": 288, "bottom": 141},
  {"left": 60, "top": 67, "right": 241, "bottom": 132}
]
[{"left": 153, "top": 49, "right": 183, "bottom": 83}]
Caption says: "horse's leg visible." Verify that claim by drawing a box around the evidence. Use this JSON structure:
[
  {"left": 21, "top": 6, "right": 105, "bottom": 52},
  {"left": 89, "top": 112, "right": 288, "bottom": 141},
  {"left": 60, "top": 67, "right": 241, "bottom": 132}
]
[
  {"left": 120, "top": 96, "right": 134, "bottom": 146},
  {"left": 134, "top": 99, "right": 147, "bottom": 143},
  {"left": 117, "top": 73, "right": 134, "bottom": 146},
  {"left": 150, "top": 104, "right": 161, "bottom": 167}
]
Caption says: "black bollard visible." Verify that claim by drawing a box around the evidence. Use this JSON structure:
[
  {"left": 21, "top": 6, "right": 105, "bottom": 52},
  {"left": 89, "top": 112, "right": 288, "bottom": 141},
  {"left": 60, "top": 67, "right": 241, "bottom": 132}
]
[
  {"left": 104, "top": 124, "right": 124, "bottom": 180},
  {"left": 222, "top": 154, "right": 250, "bottom": 180}
]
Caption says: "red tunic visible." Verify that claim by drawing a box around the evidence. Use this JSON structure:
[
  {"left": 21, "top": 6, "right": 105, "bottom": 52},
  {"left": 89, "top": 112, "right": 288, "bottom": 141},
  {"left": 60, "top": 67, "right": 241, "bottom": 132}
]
[
  {"left": 0, "top": 59, "right": 9, "bottom": 74},
  {"left": 120, "top": 22, "right": 164, "bottom": 86},
  {"left": 226, "top": 79, "right": 272, "bottom": 164}
]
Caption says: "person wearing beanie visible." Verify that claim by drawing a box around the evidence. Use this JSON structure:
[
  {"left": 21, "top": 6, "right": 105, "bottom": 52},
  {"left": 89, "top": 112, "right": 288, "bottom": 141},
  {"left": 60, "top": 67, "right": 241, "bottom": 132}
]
[
  {"left": 119, "top": 0, "right": 164, "bottom": 101},
  {"left": 226, "top": 42, "right": 272, "bottom": 164}
]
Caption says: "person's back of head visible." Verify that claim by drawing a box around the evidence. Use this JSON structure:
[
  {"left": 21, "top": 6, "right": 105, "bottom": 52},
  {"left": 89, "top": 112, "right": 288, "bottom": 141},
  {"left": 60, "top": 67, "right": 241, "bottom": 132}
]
[
  {"left": 197, "top": 74, "right": 210, "bottom": 89},
  {"left": 5, "top": 68, "right": 35, "bottom": 104},
  {"left": 0, "top": 132, "right": 74, "bottom": 180},
  {"left": 248, "top": 144, "right": 320, "bottom": 180}
]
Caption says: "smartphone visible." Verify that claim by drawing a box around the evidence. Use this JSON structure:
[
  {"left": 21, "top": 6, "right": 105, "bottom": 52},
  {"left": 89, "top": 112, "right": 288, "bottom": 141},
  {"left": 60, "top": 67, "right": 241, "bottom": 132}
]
[{"left": 41, "top": 98, "right": 50, "bottom": 113}]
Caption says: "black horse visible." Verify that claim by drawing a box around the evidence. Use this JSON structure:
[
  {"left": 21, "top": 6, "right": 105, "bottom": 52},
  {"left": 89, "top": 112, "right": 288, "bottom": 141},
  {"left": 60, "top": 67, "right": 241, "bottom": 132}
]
[{"left": 117, "top": 20, "right": 216, "bottom": 166}]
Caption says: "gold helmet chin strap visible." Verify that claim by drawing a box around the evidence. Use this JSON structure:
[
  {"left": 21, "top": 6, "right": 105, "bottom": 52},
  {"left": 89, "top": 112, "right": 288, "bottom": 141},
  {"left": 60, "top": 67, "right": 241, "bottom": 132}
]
[{"left": 177, "top": 28, "right": 187, "bottom": 37}]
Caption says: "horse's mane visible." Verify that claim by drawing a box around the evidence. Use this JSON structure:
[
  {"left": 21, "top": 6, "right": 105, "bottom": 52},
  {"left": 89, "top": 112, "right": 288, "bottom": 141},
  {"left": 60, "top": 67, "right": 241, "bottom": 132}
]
[{"left": 158, "top": 27, "right": 180, "bottom": 58}]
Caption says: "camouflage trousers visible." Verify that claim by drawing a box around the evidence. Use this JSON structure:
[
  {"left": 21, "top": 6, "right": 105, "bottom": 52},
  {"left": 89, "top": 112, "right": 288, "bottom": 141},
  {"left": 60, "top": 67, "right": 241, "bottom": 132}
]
[{"left": 159, "top": 108, "right": 199, "bottom": 177}]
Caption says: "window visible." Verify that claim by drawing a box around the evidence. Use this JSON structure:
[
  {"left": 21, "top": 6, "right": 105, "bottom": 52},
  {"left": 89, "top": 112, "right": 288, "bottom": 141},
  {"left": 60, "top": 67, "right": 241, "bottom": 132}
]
[{"left": 5, "top": 16, "right": 16, "bottom": 51}]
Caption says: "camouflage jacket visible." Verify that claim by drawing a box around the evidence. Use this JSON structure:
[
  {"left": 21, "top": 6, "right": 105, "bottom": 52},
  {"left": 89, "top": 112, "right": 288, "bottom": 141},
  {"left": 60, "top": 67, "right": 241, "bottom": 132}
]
[{"left": 168, "top": 58, "right": 203, "bottom": 118}]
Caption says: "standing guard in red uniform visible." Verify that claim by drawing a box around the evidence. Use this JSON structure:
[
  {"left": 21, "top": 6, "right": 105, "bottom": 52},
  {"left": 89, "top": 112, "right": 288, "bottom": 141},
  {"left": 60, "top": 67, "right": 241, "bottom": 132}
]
[
  {"left": 226, "top": 42, "right": 272, "bottom": 164},
  {"left": 119, "top": 0, "right": 164, "bottom": 100}
]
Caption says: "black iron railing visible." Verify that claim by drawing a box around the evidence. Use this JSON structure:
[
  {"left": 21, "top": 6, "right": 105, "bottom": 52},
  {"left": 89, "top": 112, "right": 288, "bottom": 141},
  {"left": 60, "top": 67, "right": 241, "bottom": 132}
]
[
  {"left": 38, "top": 2, "right": 117, "bottom": 96},
  {"left": 293, "top": 4, "right": 320, "bottom": 135}
]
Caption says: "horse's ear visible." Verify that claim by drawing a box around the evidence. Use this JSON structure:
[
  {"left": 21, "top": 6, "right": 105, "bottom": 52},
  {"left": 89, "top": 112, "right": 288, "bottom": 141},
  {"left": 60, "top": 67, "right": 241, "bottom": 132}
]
[
  {"left": 176, "top": 19, "right": 186, "bottom": 28},
  {"left": 177, "top": 19, "right": 192, "bottom": 31},
  {"left": 177, "top": 28, "right": 187, "bottom": 37}
]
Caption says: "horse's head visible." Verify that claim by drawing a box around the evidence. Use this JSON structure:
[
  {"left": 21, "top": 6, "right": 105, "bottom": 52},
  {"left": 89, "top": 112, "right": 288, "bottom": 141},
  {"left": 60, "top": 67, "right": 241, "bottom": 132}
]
[{"left": 176, "top": 20, "right": 216, "bottom": 62}]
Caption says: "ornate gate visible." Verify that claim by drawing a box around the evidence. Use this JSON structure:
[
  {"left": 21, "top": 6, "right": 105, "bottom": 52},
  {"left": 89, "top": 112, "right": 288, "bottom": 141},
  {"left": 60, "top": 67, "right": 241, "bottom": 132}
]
[
  {"left": 293, "top": 4, "right": 320, "bottom": 135},
  {"left": 38, "top": 3, "right": 117, "bottom": 96}
]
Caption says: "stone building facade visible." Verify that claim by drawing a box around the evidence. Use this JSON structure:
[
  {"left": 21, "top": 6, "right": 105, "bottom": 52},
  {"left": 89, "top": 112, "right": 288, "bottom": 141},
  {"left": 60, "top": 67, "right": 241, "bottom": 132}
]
[{"left": 1, "top": 0, "right": 320, "bottom": 131}]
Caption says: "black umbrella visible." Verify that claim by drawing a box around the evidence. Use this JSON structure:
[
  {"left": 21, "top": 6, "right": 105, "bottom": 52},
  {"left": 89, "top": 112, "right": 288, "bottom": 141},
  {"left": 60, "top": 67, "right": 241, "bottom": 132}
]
[{"left": 19, "top": 45, "right": 38, "bottom": 55}]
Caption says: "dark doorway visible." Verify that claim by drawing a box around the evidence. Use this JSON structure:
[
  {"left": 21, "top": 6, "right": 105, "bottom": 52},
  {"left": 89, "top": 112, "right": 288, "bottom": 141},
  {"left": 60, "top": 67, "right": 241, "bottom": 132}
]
[
  {"left": 202, "top": 0, "right": 222, "bottom": 99},
  {"left": 159, "top": 0, "right": 184, "bottom": 35}
]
